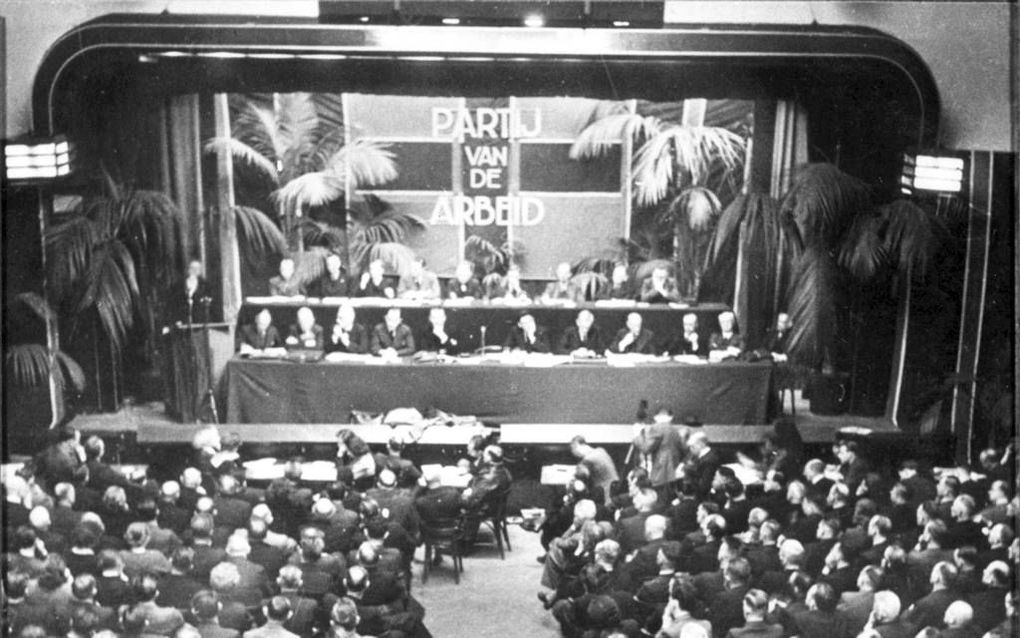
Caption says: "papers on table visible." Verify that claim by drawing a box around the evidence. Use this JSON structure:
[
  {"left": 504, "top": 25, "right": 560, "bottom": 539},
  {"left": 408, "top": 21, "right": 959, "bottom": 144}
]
[
  {"left": 420, "top": 464, "right": 472, "bottom": 488},
  {"left": 594, "top": 299, "right": 637, "bottom": 308},
  {"left": 674, "top": 354, "right": 708, "bottom": 365},
  {"left": 605, "top": 352, "right": 670, "bottom": 367},
  {"left": 541, "top": 464, "right": 578, "bottom": 485},
  {"left": 322, "top": 352, "right": 377, "bottom": 363},
  {"left": 246, "top": 295, "right": 306, "bottom": 304},
  {"left": 724, "top": 462, "right": 763, "bottom": 486}
]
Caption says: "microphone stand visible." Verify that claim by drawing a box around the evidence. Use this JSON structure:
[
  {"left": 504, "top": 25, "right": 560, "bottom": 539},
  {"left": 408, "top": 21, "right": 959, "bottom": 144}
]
[
  {"left": 480, "top": 325, "right": 487, "bottom": 359},
  {"left": 199, "top": 297, "right": 220, "bottom": 424},
  {"left": 183, "top": 295, "right": 199, "bottom": 422}
]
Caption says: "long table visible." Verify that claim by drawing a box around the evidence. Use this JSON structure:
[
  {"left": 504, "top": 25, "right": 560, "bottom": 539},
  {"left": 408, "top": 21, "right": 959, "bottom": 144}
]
[
  {"left": 237, "top": 299, "right": 730, "bottom": 352},
  {"left": 225, "top": 358, "right": 774, "bottom": 425}
]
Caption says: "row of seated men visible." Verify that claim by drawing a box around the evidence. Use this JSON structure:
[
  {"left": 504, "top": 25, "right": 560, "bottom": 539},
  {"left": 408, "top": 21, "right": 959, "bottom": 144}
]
[
  {"left": 265, "top": 256, "right": 697, "bottom": 304},
  {"left": 239, "top": 304, "right": 790, "bottom": 361},
  {"left": 167, "top": 256, "right": 716, "bottom": 327},
  {"left": 2, "top": 422, "right": 512, "bottom": 638},
  {"left": 527, "top": 425, "right": 1016, "bottom": 638}
]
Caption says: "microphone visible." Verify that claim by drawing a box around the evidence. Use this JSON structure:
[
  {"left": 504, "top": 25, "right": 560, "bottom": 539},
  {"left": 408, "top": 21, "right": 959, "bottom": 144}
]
[{"left": 480, "top": 325, "right": 487, "bottom": 351}]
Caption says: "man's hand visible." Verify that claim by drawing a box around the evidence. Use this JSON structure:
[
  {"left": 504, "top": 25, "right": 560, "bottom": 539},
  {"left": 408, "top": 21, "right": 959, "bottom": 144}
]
[
  {"left": 360, "top": 272, "right": 371, "bottom": 289},
  {"left": 618, "top": 332, "right": 635, "bottom": 350}
]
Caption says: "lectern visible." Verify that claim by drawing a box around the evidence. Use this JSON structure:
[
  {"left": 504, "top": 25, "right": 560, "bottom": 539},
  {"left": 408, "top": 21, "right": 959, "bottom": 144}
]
[{"left": 163, "top": 322, "right": 233, "bottom": 423}]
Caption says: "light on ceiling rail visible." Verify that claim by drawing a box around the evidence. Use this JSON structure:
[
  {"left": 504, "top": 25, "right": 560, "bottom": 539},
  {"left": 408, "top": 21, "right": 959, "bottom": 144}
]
[
  {"left": 5, "top": 136, "right": 75, "bottom": 182},
  {"left": 901, "top": 151, "right": 968, "bottom": 197},
  {"left": 523, "top": 14, "right": 545, "bottom": 27}
]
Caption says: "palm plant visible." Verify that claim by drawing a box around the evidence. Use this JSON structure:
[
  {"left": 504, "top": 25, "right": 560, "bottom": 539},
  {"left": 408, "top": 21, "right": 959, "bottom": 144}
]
[
  {"left": 5, "top": 293, "right": 85, "bottom": 394},
  {"left": 45, "top": 172, "right": 187, "bottom": 356},
  {"left": 465, "top": 235, "right": 527, "bottom": 292},
  {"left": 571, "top": 109, "right": 746, "bottom": 299},
  {"left": 780, "top": 164, "right": 943, "bottom": 370},
  {"left": 348, "top": 194, "right": 427, "bottom": 276},
  {"left": 204, "top": 93, "right": 399, "bottom": 251}
]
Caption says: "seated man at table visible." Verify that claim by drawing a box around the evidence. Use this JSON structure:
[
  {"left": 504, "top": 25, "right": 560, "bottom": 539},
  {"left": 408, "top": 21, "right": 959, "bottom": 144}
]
[
  {"left": 461, "top": 445, "right": 513, "bottom": 543},
  {"left": 609, "top": 312, "right": 657, "bottom": 355},
  {"left": 488, "top": 264, "right": 530, "bottom": 303},
  {"left": 446, "top": 261, "right": 484, "bottom": 300},
  {"left": 600, "top": 263, "right": 636, "bottom": 301},
  {"left": 397, "top": 257, "right": 441, "bottom": 300},
  {"left": 371, "top": 308, "right": 416, "bottom": 357},
  {"left": 639, "top": 265, "right": 682, "bottom": 303},
  {"left": 669, "top": 313, "right": 705, "bottom": 356},
  {"left": 285, "top": 306, "right": 324, "bottom": 350},
  {"left": 418, "top": 307, "right": 461, "bottom": 355},
  {"left": 541, "top": 261, "right": 583, "bottom": 304},
  {"left": 558, "top": 309, "right": 605, "bottom": 357},
  {"left": 315, "top": 253, "right": 350, "bottom": 298},
  {"left": 269, "top": 257, "right": 306, "bottom": 297},
  {"left": 765, "top": 312, "right": 792, "bottom": 362},
  {"left": 357, "top": 259, "right": 395, "bottom": 298},
  {"left": 709, "top": 311, "right": 745, "bottom": 359},
  {"left": 504, "top": 312, "right": 551, "bottom": 353},
  {"left": 239, "top": 309, "right": 284, "bottom": 353},
  {"left": 325, "top": 303, "right": 369, "bottom": 355}
]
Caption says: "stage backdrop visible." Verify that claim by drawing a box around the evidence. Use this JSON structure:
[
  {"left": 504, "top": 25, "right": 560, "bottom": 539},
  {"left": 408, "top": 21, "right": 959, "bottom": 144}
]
[{"left": 344, "top": 94, "right": 631, "bottom": 278}]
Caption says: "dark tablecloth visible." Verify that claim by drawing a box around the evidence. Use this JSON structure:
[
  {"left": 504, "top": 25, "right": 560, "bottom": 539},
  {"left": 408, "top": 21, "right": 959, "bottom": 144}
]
[
  {"left": 225, "top": 358, "right": 774, "bottom": 425},
  {"left": 237, "top": 301, "right": 730, "bottom": 353}
]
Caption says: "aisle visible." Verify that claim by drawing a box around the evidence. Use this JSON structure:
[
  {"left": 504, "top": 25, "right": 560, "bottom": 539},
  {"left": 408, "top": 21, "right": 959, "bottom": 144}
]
[{"left": 412, "top": 524, "right": 562, "bottom": 637}]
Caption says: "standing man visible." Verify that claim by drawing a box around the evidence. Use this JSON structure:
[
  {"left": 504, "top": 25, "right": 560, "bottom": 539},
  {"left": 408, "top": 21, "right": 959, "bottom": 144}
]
[
  {"left": 168, "top": 259, "right": 214, "bottom": 325},
  {"left": 610, "top": 312, "right": 657, "bottom": 354},
  {"left": 632, "top": 408, "right": 687, "bottom": 495},
  {"left": 370, "top": 308, "right": 415, "bottom": 357},
  {"left": 569, "top": 436, "right": 619, "bottom": 505}
]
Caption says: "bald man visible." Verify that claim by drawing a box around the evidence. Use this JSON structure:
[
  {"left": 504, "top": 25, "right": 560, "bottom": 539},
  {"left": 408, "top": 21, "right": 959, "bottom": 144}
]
[
  {"left": 609, "top": 313, "right": 657, "bottom": 354},
  {"left": 239, "top": 309, "right": 283, "bottom": 352},
  {"left": 558, "top": 310, "right": 605, "bottom": 356},
  {"left": 285, "top": 306, "right": 324, "bottom": 350}
]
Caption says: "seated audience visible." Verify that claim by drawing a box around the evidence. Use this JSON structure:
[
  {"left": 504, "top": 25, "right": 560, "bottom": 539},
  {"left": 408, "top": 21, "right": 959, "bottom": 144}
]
[
  {"left": 609, "top": 312, "right": 657, "bottom": 354},
  {"left": 397, "top": 257, "right": 440, "bottom": 300},
  {"left": 640, "top": 265, "right": 682, "bottom": 303},
  {"left": 268, "top": 257, "right": 305, "bottom": 297},
  {"left": 284, "top": 306, "right": 323, "bottom": 350},
  {"left": 370, "top": 307, "right": 416, "bottom": 357}
]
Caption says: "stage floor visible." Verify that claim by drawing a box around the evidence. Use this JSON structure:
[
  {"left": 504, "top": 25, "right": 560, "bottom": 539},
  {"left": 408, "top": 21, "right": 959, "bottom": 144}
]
[{"left": 69, "top": 392, "right": 898, "bottom": 448}]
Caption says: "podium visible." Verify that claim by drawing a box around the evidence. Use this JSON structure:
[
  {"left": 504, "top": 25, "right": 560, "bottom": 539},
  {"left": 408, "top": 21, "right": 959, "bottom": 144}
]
[{"left": 163, "top": 323, "right": 233, "bottom": 423}]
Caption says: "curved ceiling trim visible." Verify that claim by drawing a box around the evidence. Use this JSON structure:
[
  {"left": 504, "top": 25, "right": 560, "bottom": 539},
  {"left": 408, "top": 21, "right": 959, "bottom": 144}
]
[{"left": 33, "top": 15, "right": 940, "bottom": 144}]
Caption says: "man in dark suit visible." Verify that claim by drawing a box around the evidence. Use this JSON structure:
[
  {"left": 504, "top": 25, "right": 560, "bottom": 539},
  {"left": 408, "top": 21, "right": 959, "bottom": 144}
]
[
  {"left": 191, "top": 590, "right": 241, "bottom": 638},
  {"left": 247, "top": 520, "right": 288, "bottom": 580},
  {"left": 446, "top": 261, "right": 484, "bottom": 299},
  {"left": 901, "top": 561, "right": 957, "bottom": 633},
  {"left": 679, "top": 431, "right": 722, "bottom": 499},
  {"left": 639, "top": 266, "right": 682, "bottom": 303},
  {"left": 357, "top": 259, "right": 395, "bottom": 298},
  {"left": 709, "top": 311, "right": 745, "bottom": 357},
  {"left": 284, "top": 306, "right": 324, "bottom": 350},
  {"left": 155, "top": 547, "right": 205, "bottom": 611},
  {"left": 157, "top": 481, "right": 191, "bottom": 535},
  {"left": 415, "top": 466, "right": 465, "bottom": 524},
  {"left": 803, "top": 459, "right": 834, "bottom": 501},
  {"left": 609, "top": 312, "right": 658, "bottom": 354},
  {"left": 557, "top": 309, "right": 605, "bottom": 356},
  {"left": 189, "top": 514, "right": 228, "bottom": 582},
  {"left": 167, "top": 259, "right": 215, "bottom": 325},
  {"left": 239, "top": 309, "right": 283, "bottom": 352},
  {"left": 213, "top": 475, "right": 254, "bottom": 532},
  {"left": 728, "top": 588, "right": 784, "bottom": 638},
  {"left": 836, "top": 565, "right": 881, "bottom": 638},
  {"left": 670, "top": 313, "right": 706, "bottom": 356},
  {"left": 365, "top": 469, "right": 420, "bottom": 544},
  {"left": 790, "top": 583, "right": 844, "bottom": 638},
  {"left": 51, "top": 482, "right": 84, "bottom": 537},
  {"left": 370, "top": 308, "right": 415, "bottom": 356},
  {"left": 224, "top": 535, "right": 271, "bottom": 608},
  {"left": 324, "top": 304, "right": 369, "bottom": 355},
  {"left": 34, "top": 422, "right": 87, "bottom": 491},
  {"left": 418, "top": 307, "right": 462, "bottom": 355},
  {"left": 315, "top": 253, "right": 350, "bottom": 298},
  {"left": 504, "top": 312, "right": 551, "bottom": 353},
  {"left": 614, "top": 489, "right": 659, "bottom": 555},
  {"left": 633, "top": 408, "right": 688, "bottom": 491},
  {"left": 765, "top": 313, "right": 792, "bottom": 359},
  {"left": 708, "top": 557, "right": 753, "bottom": 638},
  {"left": 275, "top": 566, "right": 320, "bottom": 637}
]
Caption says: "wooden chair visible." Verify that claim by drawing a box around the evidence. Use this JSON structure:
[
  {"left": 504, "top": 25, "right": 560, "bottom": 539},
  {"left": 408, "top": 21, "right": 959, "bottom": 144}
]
[
  {"left": 476, "top": 486, "right": 513, "bottom": 559},
  {"left": 421, "top": 515, "right": 465, "bottom": 584}
]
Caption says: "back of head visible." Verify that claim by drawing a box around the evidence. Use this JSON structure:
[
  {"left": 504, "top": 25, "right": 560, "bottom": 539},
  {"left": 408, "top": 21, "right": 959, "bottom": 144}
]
[
  {"left": 743, "top": 589, "right": 769, "bottom": 618},
  {"left": 944, "top": 601, "right": 973, "bottom": 627},
  {"left": 725, "top": 557, "right": 751, "bottom": 587},
  {"left": 171, "top": 547, "right": 195, "bottom": 573},
  {"left": 191, "top": 590, "right": 220, "bottom": 621},
  {"left": 72, "top": 573, "right": 98, "bottom": 601},
  {"left": 330, "top": 597, "right": 360, "bottom": 631},
  {"left": 132, "top": 573, "right": 160, "bottom": 602},
  {"left": 264, "top": 595, "right": 293, "bottom": 622},
  {"left": 210, "top": 562, "right": 241, "bottom": 593},
  {"left": 125, "top": 522, "right": 151, "bottom": 548},
  {"left": 871, "top": 590, "right": 901, "bottom": 622},
  {"left": 809, "top": 583, "right": 838, "bottom": 614},
  {"left": 277, "top": 565, "right": 303, "bottom": 590}
]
